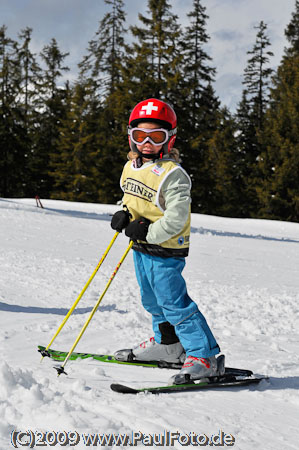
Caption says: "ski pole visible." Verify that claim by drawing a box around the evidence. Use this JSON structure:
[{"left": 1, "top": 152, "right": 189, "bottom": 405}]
[
  {"left": 54, "top": 239, "right": 134, "bottom": 376},
  {"left": 39, "top": 231, "right": 119, "bottom": 361}
]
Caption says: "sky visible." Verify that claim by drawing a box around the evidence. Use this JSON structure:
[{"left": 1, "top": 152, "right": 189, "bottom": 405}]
[{"left": 0, "top": 0, "right": 296, "bottom": 111}]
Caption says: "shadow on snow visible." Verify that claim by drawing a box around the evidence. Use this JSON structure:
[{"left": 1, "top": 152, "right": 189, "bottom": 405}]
[
  {"left": 45, "top": 207, "right": 112, "bottom": 222},
  {"left": 0, "top": 301, "right": 127, "bottom": 315},
  {"left": 191, "top": 226, "right": 299, "bottom": 244},
  {"left": 0, "top": 198, "right": 113, "bottom": 222},
  {"left": 264, "top": 376, "right": 299, "bottom": 390}
]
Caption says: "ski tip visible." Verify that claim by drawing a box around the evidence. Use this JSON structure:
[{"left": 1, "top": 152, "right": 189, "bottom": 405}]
[
  {"left": 110, "top": 376, "right": 268, "bottom": 395},
  {"left": 110, "top": 383, "right": 139, "bottom": 394},
  {"left": 38, "top": 347, "right": 51, "bottom": 358}
]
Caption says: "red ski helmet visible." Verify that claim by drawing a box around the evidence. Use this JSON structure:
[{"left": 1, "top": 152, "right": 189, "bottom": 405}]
[{"left": 128, "top": 98, "right": 177, "bottom": 155}]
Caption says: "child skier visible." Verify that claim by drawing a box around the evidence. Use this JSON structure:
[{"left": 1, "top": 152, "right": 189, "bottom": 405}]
[{"left": 111, "top": 98, "right": 223, "bottom": 384}]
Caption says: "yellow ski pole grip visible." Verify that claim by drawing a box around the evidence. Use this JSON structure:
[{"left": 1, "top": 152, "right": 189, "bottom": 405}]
[
  {"left": 40, "top": 231, "right": 119, "bottom": 362},
  {"left": 55, "top": 240, "right": 134, "bottom": 376}
]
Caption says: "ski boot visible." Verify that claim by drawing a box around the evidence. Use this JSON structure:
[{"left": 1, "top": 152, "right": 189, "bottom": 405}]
[
  {"left": 114, "top": 336, "right": 186, "bottom": 365},
  {"left": 169, "top": 354, "right": 225, "bottom": 385}
]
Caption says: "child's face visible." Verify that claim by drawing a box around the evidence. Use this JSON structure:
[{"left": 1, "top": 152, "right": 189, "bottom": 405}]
[{"left": 136, "top": 122, "right": 163, "bottom": 159}]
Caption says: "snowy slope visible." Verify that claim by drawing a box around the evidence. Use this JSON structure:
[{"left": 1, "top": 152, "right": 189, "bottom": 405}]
[{"left": 1, "top": 198, "right": 298, "bottom": 450}]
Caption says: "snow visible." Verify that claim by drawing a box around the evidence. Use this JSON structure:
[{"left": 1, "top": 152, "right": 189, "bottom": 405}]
[{"left": 1, "top": 197, "right": 299, "bottom": 450}]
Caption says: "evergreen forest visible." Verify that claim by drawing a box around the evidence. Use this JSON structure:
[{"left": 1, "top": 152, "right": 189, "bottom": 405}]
[{"left": 0, "top": 0, "right": 298, "bottom": 222}]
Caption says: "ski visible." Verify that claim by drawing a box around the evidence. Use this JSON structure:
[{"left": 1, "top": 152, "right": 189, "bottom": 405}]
[
  {"left": 38, "top": 346, "right": 267, "bottom": 392},
  {"left": 111, "top": 372, "right": 267, "bottom": 394},
  {"left": 37, "top": 345, "right": 182, "bottom": 369}
]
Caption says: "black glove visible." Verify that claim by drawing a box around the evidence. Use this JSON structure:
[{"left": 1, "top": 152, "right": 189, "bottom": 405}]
[
  {"left": 111, "top": 208, "right": 131, "bottom": 232},
  {"left": 125, "top": 217, "right": 150, "bottom": 242}
]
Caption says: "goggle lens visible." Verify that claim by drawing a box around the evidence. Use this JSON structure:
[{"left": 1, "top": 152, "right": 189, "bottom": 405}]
[{"left": 130, "top": 128, "right": 168, "bottom": 146}]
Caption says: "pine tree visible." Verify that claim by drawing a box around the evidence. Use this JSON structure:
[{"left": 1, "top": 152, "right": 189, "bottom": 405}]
[
  {"left": 285, "top": 0, "right": 299, "bottom": 56},
  {"left": 242, "top": 21, "right": 274, "bottom": 130},
  {"left": 50, "top": 83, "right": 101, "bottom": 201},
  {"left": 233, "top": 21, "right": 274, "bottom": 217},
  {"left": 182, "top": 83, "right": 220, "bottom": 214},
  {"left": 0, "top": 26, "right": 27, "bottom": 197},
  {"left": 79, "top": 0, "right": 126, "bottom": 98},
  {"left": 73, "top": 0, "right": 128, "bottom": 203},
  {"left": 122, "top": 0, "right": 182, "bottom": 101},
  {"left": 207, "top": 107, "right": 246, "bottom": 217},
  {"left": 16, "top": 27, "right": 44, "bottom": 196},
  {"left": 180, "top": 0, "right": 215, "bottom": 123},
  {"left": 17, "top": 27, "right": 42, "bottom": 120},
  {"left": 257, "top": 1, "right": 299, "bottom": 221},
  {"left": 176, "top": 0, "right": 220, "bottom": 213},
  {"left": 27, "top": 38, "right": 70, "bottom": 198}
]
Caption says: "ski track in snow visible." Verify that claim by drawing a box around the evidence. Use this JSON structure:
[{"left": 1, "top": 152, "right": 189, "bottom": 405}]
[{"left": 0, "top": 198, "right": 299, "bottom": 450}]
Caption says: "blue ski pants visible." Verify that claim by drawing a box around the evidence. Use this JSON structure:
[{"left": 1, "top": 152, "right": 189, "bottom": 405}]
[{"left": 133, "top": 251, "right": 220, "bottom": 358}]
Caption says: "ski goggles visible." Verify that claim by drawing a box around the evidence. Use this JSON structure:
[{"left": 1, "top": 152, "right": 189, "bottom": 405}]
[{"left": 129, "top": 127, "right": 170, "bottom": 146}]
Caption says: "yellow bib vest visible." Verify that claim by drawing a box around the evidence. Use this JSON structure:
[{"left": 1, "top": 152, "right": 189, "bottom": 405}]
[{"left": 121, "top": 159, "right": 191, "bottom": 257}]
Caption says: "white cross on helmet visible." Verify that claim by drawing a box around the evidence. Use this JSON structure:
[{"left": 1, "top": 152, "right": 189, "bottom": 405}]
[{"left": 141, "top": 101, "right": 159, "bottom": 115}]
